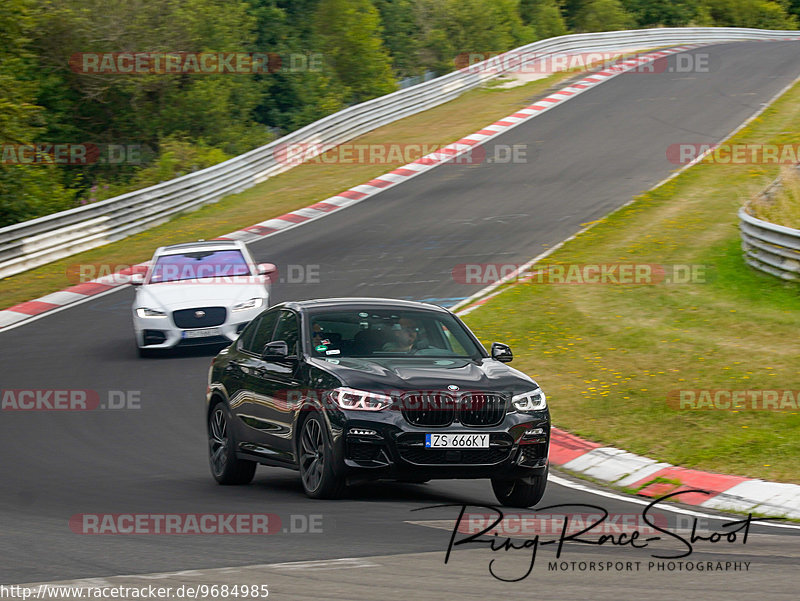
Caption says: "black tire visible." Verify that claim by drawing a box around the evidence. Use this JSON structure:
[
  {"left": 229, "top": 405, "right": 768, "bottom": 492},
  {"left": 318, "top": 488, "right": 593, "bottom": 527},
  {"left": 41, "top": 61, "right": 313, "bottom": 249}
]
[
  {"left": 298, "top": 413, "right": 345, "bottom": 499},
  {"left": 491, "top": 466, "right": 548, "bottom": 508},
  {"left": 208, "top": 403, "right": 256, "bottom": 485}
]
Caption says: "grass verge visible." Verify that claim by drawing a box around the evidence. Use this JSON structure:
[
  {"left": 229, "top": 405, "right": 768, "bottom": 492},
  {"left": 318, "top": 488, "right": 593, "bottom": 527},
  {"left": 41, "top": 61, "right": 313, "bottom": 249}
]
[
  {"left": 0, "top": 69, "right": 584, "bottom": 309},
  {"left": 463, "top": 79, "right": 800, "bottom": 483}
]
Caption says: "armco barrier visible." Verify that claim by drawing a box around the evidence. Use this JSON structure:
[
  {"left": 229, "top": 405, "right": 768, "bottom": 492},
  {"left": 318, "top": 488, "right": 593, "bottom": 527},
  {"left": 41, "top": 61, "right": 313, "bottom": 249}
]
[
  {"left": 1, "top": 27, "right": 799, "bottom": 279},
  {"left": 739, "top": 171, "right": 800, "bottom": 281}
]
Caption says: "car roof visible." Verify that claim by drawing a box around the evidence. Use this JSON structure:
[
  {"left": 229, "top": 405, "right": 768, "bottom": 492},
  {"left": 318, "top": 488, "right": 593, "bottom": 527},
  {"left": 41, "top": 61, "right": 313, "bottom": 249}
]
[
  {"left": 276, "top": 298, "right": 451, "bottom": 314},
  {"left": 155, "top": 240, "right": 245, "bottom": 256}
]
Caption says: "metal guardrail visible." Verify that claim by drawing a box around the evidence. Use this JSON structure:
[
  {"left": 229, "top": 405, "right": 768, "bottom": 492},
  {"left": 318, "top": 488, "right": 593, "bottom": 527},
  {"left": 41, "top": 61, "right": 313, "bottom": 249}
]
[
  {"left": 739, "top": 170, "right": 800, "bottom": 281},
  {"left": 2, "top": 27, "right": 799, "bottom": 279}
]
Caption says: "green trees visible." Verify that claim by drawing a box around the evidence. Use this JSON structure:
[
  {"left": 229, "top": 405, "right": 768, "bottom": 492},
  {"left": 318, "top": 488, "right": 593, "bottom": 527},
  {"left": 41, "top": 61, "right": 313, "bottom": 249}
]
[
  {"left": 30, "top": 0, "right": 267, "bottom": 156},
  {"left": 619, "top": 0, "right": 796, "bottom": 28},
  {"left": 574, "top": 0, "right": 636, "bottom": 31},
  {"left": 247, "top": 0, "right": 346, "bottom": 131},
  {"left": 0, "top": 0, "right": 75, "bottom": 226},
  {"left": 415, "top": 0, "right": 534, "bottom": 74},
  {"left": 2, "top": 0, "right": 799, "bottom": 228},
  {"left": 521, "top": 0, "right": 569, "bottom": 39},
  {"left": 700, "top": 0, "right": 797, "bottom": 29},
  {"left": 6, "top": 0, "right": 271, "bottom": 226},
  {"left": 313, "top": 0, "right": 397, "bottom": 103},
  {"left": 373, "top": 0, "right": 423, "bottom": 78},
  {"left": 0, "top": 0, "right": 39, "bottom": 146},
  {"left": 621, "top": 0, "right": 698, "bottom": 27}
]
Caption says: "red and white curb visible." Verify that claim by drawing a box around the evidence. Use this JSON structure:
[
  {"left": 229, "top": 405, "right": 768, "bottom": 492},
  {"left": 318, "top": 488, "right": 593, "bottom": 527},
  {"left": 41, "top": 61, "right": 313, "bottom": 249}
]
[
  {"left": 548, "top": 428, "right": 800, "bottom": 519},
  {"left": 0, "top": 45, "right": 700, "bottom": 331}
]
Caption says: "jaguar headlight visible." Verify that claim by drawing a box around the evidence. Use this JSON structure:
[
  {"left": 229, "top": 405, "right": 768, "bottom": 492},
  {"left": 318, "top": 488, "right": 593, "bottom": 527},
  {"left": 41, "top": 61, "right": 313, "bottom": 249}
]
[{"left": 233, "top": 298, "right": 263, "bottom": 312}]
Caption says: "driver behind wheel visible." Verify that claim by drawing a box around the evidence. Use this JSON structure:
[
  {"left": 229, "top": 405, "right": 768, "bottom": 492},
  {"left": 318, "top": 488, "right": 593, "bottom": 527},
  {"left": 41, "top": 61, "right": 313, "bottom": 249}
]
[{"left": 382, "top": 317, "right": 422, "bottom": 352}]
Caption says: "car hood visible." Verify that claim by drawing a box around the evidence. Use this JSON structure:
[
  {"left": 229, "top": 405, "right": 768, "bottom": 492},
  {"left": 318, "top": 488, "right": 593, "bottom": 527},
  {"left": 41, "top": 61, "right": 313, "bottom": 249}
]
[
  {"left": 135, "top": 279, "right": 268, "bottom": 311},
  {"left": 308, "top": 356, "right": 538, "bottom": 394}
]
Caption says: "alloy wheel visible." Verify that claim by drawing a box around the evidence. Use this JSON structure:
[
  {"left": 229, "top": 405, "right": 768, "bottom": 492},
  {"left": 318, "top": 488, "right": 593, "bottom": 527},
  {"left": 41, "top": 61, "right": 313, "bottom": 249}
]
[
  {"left": 209, "top": 407, "right": 228, "bottom": 477},
  {"left": 300, "top": 418, "right": 325, "bottom": 492}
]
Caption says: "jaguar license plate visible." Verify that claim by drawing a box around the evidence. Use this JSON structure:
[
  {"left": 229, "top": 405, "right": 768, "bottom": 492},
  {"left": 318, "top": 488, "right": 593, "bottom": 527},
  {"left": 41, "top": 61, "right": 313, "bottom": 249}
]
[{"left": 182, "top": 327, "right": 221, "bottom": 339}]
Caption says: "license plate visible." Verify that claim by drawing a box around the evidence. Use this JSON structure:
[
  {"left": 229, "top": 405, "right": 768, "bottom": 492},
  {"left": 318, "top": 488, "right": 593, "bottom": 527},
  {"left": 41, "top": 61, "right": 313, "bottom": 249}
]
[
  {"left": 182, "top": 327, "right": 221, "bottom": 339},
  {"left": 425, "top": 433, "right": 490, "bottom": 449}
]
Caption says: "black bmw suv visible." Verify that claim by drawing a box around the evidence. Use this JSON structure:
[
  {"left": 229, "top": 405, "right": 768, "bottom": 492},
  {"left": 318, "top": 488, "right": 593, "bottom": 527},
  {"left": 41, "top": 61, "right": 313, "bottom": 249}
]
[{"left": 206, "top": 298, "right": 550, "bottom": 507}]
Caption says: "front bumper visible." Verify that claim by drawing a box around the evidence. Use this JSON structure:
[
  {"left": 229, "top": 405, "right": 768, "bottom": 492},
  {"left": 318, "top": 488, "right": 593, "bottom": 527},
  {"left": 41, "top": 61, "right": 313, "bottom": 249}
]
[
  {"left": 133, "top": 306, "right": 262, "bottom": 349},
  {"left": 328, "top": 409, "right": 549, "bottom": 482}
]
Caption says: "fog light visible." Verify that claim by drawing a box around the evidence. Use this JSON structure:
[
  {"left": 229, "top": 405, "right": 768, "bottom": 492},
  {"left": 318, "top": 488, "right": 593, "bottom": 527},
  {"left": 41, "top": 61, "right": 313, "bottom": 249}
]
[
  {"left": 349, "top": 428, "right": 377, "bottom": 436},
  {"left": 522, "top": 427, "right": 546, "bottom": 442},
  {"left": 143, "top": 330, "right": 167, "bottom": 346}
]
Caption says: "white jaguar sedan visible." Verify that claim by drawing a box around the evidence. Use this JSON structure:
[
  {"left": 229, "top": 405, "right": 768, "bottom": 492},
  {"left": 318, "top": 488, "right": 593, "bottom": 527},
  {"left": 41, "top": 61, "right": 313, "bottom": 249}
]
[{"left": 131, "top": 240, "right": 276, "bottom": 357}]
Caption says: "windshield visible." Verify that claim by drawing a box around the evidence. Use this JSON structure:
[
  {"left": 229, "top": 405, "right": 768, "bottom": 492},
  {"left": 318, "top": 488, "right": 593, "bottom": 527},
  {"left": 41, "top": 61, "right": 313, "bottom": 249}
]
[
  {"left": 307, "top": 308, "right": 485, "bottom": 360},
  {"left": 149, "top": 250, "right": 252, "bottom": 283}
]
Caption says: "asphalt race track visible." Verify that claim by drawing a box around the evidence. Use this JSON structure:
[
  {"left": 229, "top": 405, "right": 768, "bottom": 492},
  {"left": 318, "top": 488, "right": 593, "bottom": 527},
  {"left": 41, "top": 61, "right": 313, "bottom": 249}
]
[{"left": 1, "top": 42, "right": 799, "bottom": 599}]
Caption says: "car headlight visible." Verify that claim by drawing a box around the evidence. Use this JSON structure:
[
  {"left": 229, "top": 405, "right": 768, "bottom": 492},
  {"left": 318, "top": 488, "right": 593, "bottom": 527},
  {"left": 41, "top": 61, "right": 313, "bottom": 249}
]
[
  {"left": 330, "top": 387, "right": 392, "bottom": 411},
  {"left": 512, "top": 387, "right": 547, "bottom": 411},
  {"left": 136, "top": 308, "right": 166, "bottom": 318},
  {"left": 232, "top": 298, "right": 263, "bottom": 312}
]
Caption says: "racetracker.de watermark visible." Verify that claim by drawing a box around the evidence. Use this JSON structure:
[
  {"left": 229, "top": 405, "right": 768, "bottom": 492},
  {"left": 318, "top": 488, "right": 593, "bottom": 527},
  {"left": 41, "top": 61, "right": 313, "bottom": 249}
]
[
  {"left": 1, "top": 390, "right": 141, "bottom": 411},
  {"left": 69, "top": 513, "right": 322, "bottom": 535},
  {"left": 460, "top": 511, "right": 667, "bottom": 536},
  {"left": 0, "top": 584, "right": 269, "bottom": 600},
  {"left": 667, "top": 143, "right": 800, "bottom": 165},
  {"left": 272, "top": 142, "right": 527, "bottom": 167},
  {"left": 668, "top": 389, "right": 800, "bottom": 411},
  {"left": 455, "top": 51, "right": 711, "bottom": 75},
  {"left": 1, "top": 143, "right": 150, "bottom": 165},
  {"left": 70, "top": 52, "right": 323, "bottom": 74},
  {"left": 452, "top": 263, "right": 712, "bottom": 285},
  {"left": 66, "top": 263, "right": 319, "bottom": 285}
]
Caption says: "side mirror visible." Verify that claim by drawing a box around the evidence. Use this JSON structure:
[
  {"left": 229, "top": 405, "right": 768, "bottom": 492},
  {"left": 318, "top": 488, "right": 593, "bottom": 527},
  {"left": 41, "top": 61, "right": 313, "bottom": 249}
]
[
  {"left": 130, "top": 273, "right": 145, "bottom": 286},
  {"left": 261, "top": 340, "right": 289, "bottom": 360},
  {"left": 491, "top": 342, "right": 513, "bottom": 363},
  {"left": 258, "top": 263, "right": 278, "bottom": 280}
]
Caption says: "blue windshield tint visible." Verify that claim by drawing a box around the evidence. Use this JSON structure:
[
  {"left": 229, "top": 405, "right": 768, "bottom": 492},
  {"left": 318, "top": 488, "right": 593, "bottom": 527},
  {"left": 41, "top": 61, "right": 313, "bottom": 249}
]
[{"left": 150, "top": 250, "right": 251, "bottom": 283}]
